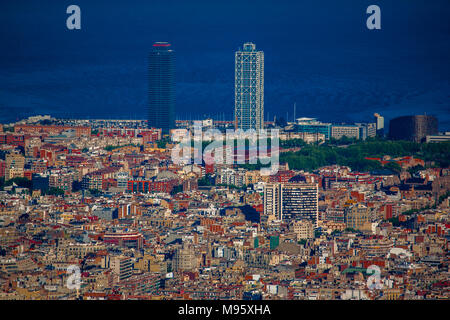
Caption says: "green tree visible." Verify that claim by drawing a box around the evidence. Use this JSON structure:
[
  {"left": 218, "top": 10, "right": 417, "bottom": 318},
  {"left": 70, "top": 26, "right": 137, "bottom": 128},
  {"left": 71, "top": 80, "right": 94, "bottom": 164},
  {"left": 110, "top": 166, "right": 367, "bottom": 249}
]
[
  {"left": 88, "top": 189, "right": 102, "bottom": 197},
  {"left": 385, "top": 162, "right": 402, "bottom": 174},
  {"left": 46, "top": 187, "right": 65, "bottom": 196},
  {"left": 198, "top": 174, "right": 213, "bottom": 186},
  {"left": 170, "top": 184, "right": 183, "bottom": 195},
  {"left": 5, "top": 177, "right": 32, "bottom": 189}
]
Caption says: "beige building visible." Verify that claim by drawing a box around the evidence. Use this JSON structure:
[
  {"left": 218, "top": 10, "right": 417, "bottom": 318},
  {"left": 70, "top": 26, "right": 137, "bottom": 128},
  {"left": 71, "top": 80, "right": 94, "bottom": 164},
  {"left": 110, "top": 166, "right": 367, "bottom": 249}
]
[
  {"left": 245, "top": 170, "right": 264, "bottom": 185},
  {"left": 292, "top": 219, "right": 315, "bottom": 240},
  {"left": 6, "top": 153, "right": 25, "bottom": 170},
  {"left": 6, "top": 167, "right": 24, "bottom": 180},
  {"left": 345, "top": 203, "right": 370, "bottom": 230},
  {"left": 331, "top": 125, "right": 360, "bottom": 140},
  {"left": 5, "top": 153, "right": 25, "bottom": 179},
  {"left": 110, "top": 255, "right": 133, "bottom": 283},
  {"left": 174, "top": 242, "right": 197, "bottom": 272},
  {"left": 58, "top": 242, "right": 106, "bottom": 259}
]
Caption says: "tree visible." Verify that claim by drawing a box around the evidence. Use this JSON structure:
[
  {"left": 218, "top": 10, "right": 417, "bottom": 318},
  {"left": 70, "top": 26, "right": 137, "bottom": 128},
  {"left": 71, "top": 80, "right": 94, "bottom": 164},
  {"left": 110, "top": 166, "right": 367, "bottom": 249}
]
[
  {"left": 198, "top": 174, "right": 214, "bottom": 186},
  {"left": 384, "top": 162, "right": 402, "bottom": 174},
  {"left": 72, "top": 181, "right": 82, "bottom": 192},
  {"left": 331, "top": 230, "right": 341, "bottom": 236},
  {"left": 88, "top": 189, "right": 102, "bottom": 197},
  {"left": 5, "top": 177, "right": 32, "bottom": 189},
  {"left": 408, "top": 165, "right": 425, "bottom": 175},
  {"left": 388, "top": 217, "right": 400, "bottom": 226},
  {"left": 46, "top": 187, "right": 65, "bottom": 196},
  {"left": 157, "top": 138, "right": 171, "bottom": 149},
  {"left": 170, "top": 185, "right": 183, "bottom": 195}
]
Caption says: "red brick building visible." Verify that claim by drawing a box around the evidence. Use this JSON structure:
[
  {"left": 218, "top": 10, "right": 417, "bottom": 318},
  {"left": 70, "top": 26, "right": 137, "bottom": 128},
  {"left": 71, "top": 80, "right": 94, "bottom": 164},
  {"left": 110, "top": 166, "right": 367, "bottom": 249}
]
[
  {"left": 15, "top": 124, "right": 91, "bottom": 137},
  {"left": 127, "top": 180, "right": 178, "bottom": 193}
]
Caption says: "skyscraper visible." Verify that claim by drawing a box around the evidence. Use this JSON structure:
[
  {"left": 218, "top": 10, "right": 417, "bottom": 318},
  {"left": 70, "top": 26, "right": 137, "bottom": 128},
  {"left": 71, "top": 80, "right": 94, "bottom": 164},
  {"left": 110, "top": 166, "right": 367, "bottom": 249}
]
[
  {"left": 148, "top": 42, "right": 175, "bottom": 135},
  {"left": 234, "top": 42, "right": 264, "bottom": 130}
]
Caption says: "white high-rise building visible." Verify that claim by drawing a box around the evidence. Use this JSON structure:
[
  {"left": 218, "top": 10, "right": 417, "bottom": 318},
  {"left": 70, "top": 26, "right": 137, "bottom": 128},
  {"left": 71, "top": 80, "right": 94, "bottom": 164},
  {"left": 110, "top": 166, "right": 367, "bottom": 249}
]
[
  {"left": 234, "top": 42, "right": 264, "bottom": 130},
  {"left": 374, "top": 113, "right": 384, "bottom": 136},
  {"left": 264, "top": 183, "right": 319, "bottom": 225}
]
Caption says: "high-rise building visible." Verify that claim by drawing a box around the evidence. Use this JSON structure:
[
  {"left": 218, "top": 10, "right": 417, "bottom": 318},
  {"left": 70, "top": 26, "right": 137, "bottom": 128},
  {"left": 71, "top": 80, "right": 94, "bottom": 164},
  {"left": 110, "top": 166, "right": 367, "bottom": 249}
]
[
  {"left": 389, "top": 115, "right": 438, "bottom": 142},
  {"left": 374, "top": 113, "right": 384, "bottom": 136},
  {"left": 264, "top": 182, "right": 318, "bottom": 224},
  {"left": 109, "top": 255, "right": 133, "bottom": 283},
  {"left": 263, "top": 183, "right": 281, "bottom": 217},
  {"left": 234, "top": 42, "right": 264, "bottom": 130},
  {"left": 148, "top": 42, "right": 175, "bottom": 135}
]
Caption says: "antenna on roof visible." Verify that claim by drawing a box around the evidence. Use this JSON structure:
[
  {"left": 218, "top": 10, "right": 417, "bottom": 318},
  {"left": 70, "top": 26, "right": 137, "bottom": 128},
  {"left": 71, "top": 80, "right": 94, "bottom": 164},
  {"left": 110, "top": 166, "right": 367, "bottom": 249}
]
[{"left": 294, "top": 102, "right": 296, "bottom": 122}]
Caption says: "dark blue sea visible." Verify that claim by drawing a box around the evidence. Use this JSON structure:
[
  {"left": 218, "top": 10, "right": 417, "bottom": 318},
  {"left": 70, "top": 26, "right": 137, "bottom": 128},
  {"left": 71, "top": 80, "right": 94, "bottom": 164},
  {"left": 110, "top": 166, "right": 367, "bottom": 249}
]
[{"left": 1, "top": 0, "right": 449, "bottom": 130}]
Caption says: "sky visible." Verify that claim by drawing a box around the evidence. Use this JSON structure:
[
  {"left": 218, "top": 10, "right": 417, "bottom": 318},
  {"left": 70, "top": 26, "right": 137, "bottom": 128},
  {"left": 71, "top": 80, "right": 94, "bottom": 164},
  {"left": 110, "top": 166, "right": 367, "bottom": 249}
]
[{"left": 0, "top": 0, "right": 449, "bottom": 130}]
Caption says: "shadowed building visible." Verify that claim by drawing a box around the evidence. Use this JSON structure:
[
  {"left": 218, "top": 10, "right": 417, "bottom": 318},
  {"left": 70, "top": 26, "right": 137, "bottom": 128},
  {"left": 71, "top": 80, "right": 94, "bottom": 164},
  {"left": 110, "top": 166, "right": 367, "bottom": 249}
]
[
  {"left": 148, "top": 42, "right": 175, "bottom": 134},
  {"left": 389, "top": 115, "right": 438, "bottom": 142}
]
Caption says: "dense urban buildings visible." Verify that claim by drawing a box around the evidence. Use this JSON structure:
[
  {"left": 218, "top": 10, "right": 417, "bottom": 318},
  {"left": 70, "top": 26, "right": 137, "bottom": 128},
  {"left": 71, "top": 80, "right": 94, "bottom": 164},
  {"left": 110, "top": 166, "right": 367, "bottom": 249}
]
[
  {"left": 0, "top": 41, "right": 448, "bottom": 302},
  {"left": 389, "top": 115, "right": 438, "bottom": 143},
  {"left": 0, "top": 115, "right": 448, "bottom": 301},
  {"left": 234, "top": 42, "right": 264, "bottom": 130},
  {"left": 148, "top": 42, "right": 175, "bottom": 135}
]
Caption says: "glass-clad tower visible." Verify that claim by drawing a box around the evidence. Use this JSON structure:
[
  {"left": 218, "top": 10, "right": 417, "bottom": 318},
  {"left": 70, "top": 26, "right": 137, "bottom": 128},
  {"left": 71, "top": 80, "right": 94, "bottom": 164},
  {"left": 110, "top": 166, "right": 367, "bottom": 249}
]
[
  {"left": 234, "top": 42, "right": 264, "bottom": 130},
  {"left": 148, "top": 42, "right": 175, "bottom": 134}
]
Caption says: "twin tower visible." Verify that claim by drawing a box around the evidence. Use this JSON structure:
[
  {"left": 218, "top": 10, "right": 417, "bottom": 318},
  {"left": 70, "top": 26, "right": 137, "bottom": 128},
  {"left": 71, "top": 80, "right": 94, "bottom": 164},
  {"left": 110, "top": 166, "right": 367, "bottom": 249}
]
[{"left": 148, "top": 42, "right": 264, "bottom": 134}]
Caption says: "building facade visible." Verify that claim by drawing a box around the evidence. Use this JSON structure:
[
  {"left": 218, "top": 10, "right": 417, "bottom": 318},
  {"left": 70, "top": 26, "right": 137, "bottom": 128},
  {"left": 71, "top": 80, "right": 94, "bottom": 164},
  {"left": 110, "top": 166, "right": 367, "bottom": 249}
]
[
  {"left": 374, "top": 113, "right": 384, "bottom": 136},
  {"left": 234, "top": 42, "right": 264, "bottom": 130},
  {"left": 345, "top": 204, "right": 370, "bottom": 231},
  {"left": 389, "top": 115, "right": 438, "bottom": 142},
  {"left": 292, "top": 219, "right": 315, "bottom": 240},
  {"left": 264, "top": 183, "right": 319, "bottom": 224},
  {"left": 295, "top": 118, "right": 331, "bottom": 140},
  {"left": 148, "top": 42, "right": 175, "bottom": 134},
  {"left": 331, "top": 125, "right": 361, "bottom": 140},
  {"left": 110, "top": 256, "right": 133, "bottom": 283},
  {"left": 174, "top": 242, "right": 197, "bottom": 272}
]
